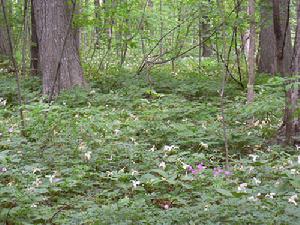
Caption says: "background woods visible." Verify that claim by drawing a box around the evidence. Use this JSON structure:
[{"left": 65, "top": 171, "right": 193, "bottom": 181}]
[{"left": 1, "top": 0, "right": 300, "bottom": 224}]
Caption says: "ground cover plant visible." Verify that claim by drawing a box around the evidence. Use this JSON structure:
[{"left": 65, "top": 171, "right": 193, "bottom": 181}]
[
  {"left": 2, "top": 0, "right": 300, "bottom": 224},
  {"left": 1, "top": 67, "right": 300, "bottom": 224}
]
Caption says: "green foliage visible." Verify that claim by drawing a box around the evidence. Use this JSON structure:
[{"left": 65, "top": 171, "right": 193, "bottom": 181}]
[{"left": 1, "top": 69, "right": 298, "bottom": 224}]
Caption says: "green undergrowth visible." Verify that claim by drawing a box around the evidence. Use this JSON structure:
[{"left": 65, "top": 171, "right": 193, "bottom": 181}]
[{"left": 1, "top": 69, "right": 300, "bottom": 224}]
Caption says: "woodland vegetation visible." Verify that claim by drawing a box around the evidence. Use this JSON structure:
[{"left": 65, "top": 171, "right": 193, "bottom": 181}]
[{"left": 1, "top": 0, "right": 300, "bottom": 224}]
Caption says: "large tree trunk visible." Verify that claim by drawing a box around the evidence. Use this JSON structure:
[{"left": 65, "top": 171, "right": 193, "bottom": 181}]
[
  {"left": 0, "top": 0, "right": 10, "bottom": 56},
  {"left": 272, "top": 0, "right": 294, "bottom": 144},
  {"left": 259, "top": 0, "right": 292, "bottom": 74},
  {"left": 32, "top": 0, "right": 86, "bottom": 96}
]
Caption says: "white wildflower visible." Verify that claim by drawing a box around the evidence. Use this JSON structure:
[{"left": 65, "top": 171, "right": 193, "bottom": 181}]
[
  {"left": 238, "top": 183, "right": 248, "bottom": 192},
  {"left": 131, "top": 169, "right": 139, "bottom": 175},
  {"left": 248, "top": 196, "right": 258, "bottom": 202},
  {"left": 0, "top": 167, "right": 7, "bottom": 172},
  {"left": 291, "top": 169, "right": 297, "bottom": 175},
  {"left": 298, "top": 155, "right": 300, "bottom": 164},
  {"left": 296, "top": 145, "right": 300, "bottom": 151},
  {"left": 163, "top": 204, "right": 169, "bottom": 210},
  {"left": 33, "top": 178, "right": 42, "bottom": 187},
  {"left": 33, "top": 168, "right": 41, "bottom": 174},
  {"left": 248, "top": 166, "right": 254, "bottom": 172},
  {"left": 0, "top": 98, "right": 7, "bottom": 106},
  {"left": 253, "top": 177, "right": 261, "bottom": 185},
  {"left": 200, "top": 142, "right": 208, "bottom": 149},
  {"left": 46, "top": 174, "right": 55, "bottom": 183},
  {"left": 84, "top": 151, "right": 92, "bottom": 161},
  {"left": 132, "top": 180, "right": 140, "bottom": 188},
  {"left": 150, "top": 145, "right": 156, "bottom": 152},
  {"left": 31, "top": 203, "right": 37, "bottom": 208},
  {"left": 266, "top": 193, "right": 276, "bottom": 199},
  {"left": 163, "top": 145, "right": 178, "bottom": 151},
  {"left": 114, "top": 129, "right": 121, "bottom": 136},
  {"left": 182, "top": 163, "right": 190, "bottom": 170},
  {"left": 159, "top": 162, "right": 166, "bottom": 170},
  {"left": 248, "top": 193, "right": 261, "bottom": 202},
  {"left": 288, "top": 194, "right": 298, "bottom": 206},
  {"left": 249, "top": 154, "right": 258, "bottom": 162}
]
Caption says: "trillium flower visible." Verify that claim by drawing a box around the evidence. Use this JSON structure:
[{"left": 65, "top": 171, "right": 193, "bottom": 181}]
[
  {"left": 213, "top": 167, "right": 224, "bottom": 176},
  {"left": 114, "top": 129, "right": 121, "bottom": 136},
  {"left": 248, "top": 193, "right": 261, "bottom": 202},
  {"left": 0, "top": 167, "right": 7, "bottom": 173},
  {"left": 224, "top": 170, "right": 232, "bottom": 176},
  {"left": 249, "top": 154, "right": 258, "bottom": 162},
  {"left": 159, "top": 162, "right": 166, "bottom": 170},
  {"left": 31, "top": 203, "right": 37, "bottom": 208},
  {"left": 132, "top": 180, "right": 140, "bottom": 188},
  {"left": 200, "top": 142, "right": 208, "bottom": 149},
  {"left": 182, "top": 163, "right": 190, "bottom": 170},
  {"left": 33, "top": 178, "right": 43, "bottom": 187},
  {"left": 253, "top": 177, "right": 261, "bottom": 185},
  {"left": 163, "top": 145, "right": 178, "bottom": 151},
  {"left": 150, "top": 145, "right": 156, "bottom": 152},
  {"left": 131, "top": 169, "right": 139, "bottom": 175},
  {"left": 238, "top": 183, "right": 247, "bottom": 192},
  {"left": 84, "top": 151, "right": 92, "bottom": 161},
  {"left": 266, "top": 193, "right": 276, "bottom": 199},
  {"left": 188, "top": 164, "right": 206, "bottom": 175},
  {"left": 288, "top": 194, "right": 298, "bottom": 206}
]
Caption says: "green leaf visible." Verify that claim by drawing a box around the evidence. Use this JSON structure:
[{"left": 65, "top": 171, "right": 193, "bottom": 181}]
[{"left": 215, "top": 188, "right": 233, "bottom": 197}]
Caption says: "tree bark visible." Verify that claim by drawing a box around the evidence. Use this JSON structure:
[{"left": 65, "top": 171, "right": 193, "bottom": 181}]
[
  {"left": 32, "top": 0, "right": 86, "bottom": 96},
  {"left": 259, "top": 0, "right": 292, "bottom": 74},
  {"left": 247, "top": 0, "right": 256, "bottom": 104},
  {"left": 0, "top": 0, "right": 10, "bottom": 56},
  {"left": 30, "top": 0, "right": 39, "bottom": 75}
]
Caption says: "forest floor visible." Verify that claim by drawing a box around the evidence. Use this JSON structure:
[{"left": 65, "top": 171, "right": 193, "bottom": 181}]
[{"left": 0, "top": 66, "right": 300, "bottom": 224}]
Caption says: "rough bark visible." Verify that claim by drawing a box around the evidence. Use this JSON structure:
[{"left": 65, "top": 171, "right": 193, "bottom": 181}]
[
  {"left": 202, "top": 22, "right": 212, "bottom": 57},
  {"left": 30, "top": 0, "right": 39, "bottom": 75},
  {"left": 0, "top": 0, "right": 10, "bottom": 56},
  {"left": 32, "top": 0, "right": 86, "bottom": 96},
  {"left": 258, "top": 0, "right": 292, "bottom": 74}
]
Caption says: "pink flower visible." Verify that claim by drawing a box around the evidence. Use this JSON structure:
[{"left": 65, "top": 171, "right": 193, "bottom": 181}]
[
  {"left": 187, "top": 164, "right": 206, "bottom": 175},
  {"left": 197, "top": 163, "right": 205, "bottom": 172},
  {"left": 224, "top": 171, "right": 232, "bottom": 176},
  {"left": 213, "top": 168, "right": 224, "bottom": 176}
]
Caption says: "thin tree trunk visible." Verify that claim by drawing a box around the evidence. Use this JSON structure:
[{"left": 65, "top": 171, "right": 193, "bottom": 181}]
[
  {"left": 30, "top": 0, "right": 39, "bottom": 76},
  {"left": 247, "top": 0, "right": 256, "bottom": 104},
  {"left": 21, "top": 0, "right": 29, "bottom": 76}
]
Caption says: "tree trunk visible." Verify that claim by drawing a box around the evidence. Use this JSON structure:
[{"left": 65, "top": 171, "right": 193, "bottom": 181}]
[
  {"left": 32, "top": 0, "right": 86, "bottom": 96},
  {"left": 259, "top": 0, "right": 292, "bottom": 74},
  {"left": 94, "top": 0, "right": 100, "bottom": 48},
  {"left": 30, "top": 0, "right": 39, "bottom": 75},
  {"left": 0, "top": 0, "right": 10, "bottom": 56},
  {"left": 272, "top": 0, "right": 294, "bottom": 144},
  {"left": 247, "top": 0, "right": 256, "bottom": 104}
]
